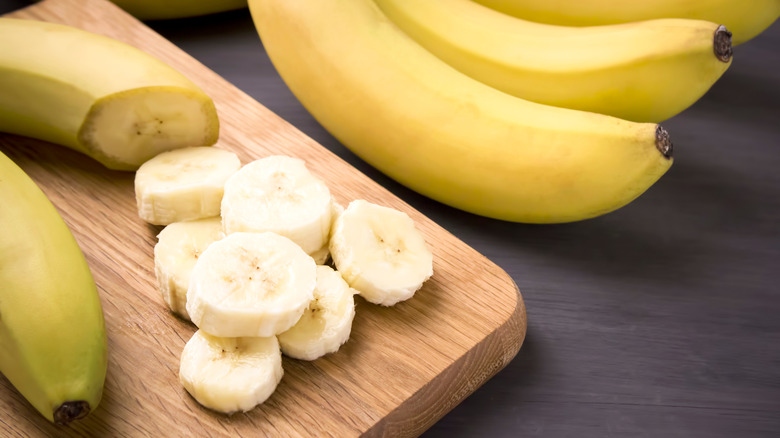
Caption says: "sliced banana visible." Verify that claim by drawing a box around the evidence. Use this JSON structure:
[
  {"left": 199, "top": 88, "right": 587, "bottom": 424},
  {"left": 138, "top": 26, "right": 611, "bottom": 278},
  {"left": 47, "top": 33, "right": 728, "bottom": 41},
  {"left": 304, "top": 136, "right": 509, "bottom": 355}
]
[
  {"left": 135, "top": 146, "right": 241, "bottom": 225},
  {"left": 278, "top": 265, "right": 357, "bottom": 360},
  {"left": 154, "top": 217, "right": 225, "bottom": 321},
  {"left": 308, "top": 200, "right": 345, "bottom": 265},
  {"left": 329, "top": 200, "right": 433, "bottom": 306},
  {"left": 221, "top": 155, "right": 332, "bottom": 255},
  {"left": 179, "top": 330, "right": 283, "bottom": 414},
  {"left": 186, "top": 231, "right": 316, "bottom": 337}
]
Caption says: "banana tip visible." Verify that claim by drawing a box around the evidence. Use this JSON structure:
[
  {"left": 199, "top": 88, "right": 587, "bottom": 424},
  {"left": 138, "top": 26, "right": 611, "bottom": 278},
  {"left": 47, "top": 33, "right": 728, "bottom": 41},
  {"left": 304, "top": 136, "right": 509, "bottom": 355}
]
[
  {"left": 655, "top": 125, "right": 673, "bottom": 159},
  {"left": 714, "top": 25, "right": 733, "bottom": 63},
  {"left": 53, "top": 401, "right": 91, "bottom": 425}
]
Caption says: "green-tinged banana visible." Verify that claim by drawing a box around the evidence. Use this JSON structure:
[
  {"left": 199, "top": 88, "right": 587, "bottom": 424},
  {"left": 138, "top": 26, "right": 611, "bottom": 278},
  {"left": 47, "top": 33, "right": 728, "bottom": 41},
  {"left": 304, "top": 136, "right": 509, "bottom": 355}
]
[
  {"left": 375, "top": 0, "right": 732, "bottom": 122},
  {"left": 0, "top": 151, "right": 107, "bottom": 424},
  {"left": 110, "top": 0, "right": 247, "bottom": 20},
  {"left": 473, "top": 0, "right": 779, "bottom": 45},
  {"left": 0, "top": 18, "right": 219, "bottom": 171},
  {"left": 247, "top": 0, "right": 673, "bottom": 223}
]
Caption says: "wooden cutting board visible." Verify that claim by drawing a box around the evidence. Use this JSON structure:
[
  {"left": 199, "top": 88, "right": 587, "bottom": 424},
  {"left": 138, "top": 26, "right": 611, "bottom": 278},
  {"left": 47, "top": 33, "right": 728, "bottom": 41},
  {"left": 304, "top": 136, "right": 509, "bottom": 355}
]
[{"left": 0, "top": 0, "right": 526, "bottom": 436}]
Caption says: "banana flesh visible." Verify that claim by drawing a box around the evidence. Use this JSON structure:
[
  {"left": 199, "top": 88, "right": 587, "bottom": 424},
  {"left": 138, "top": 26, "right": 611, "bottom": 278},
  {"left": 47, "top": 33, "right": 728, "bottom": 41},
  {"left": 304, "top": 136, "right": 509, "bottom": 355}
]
[
  {"left": 330, "top": 200, "right": 434, "bottom": 306},
  {"left": 0, "top": 151, "right": 107, "bottom": 424},
  {"left": 154, "top": 217, "right": 226, "bottom": 321},
  {"left": 278, "top": 265, "right": 357, "bottom": 360},
  {"left": 135, "top": 147, "right": 241, "bottom": 225},
  {"left": 0, "top": 18, "right": 219, "bottom": 171},
  {"left": 142, "top": 152, "right": 432, "bottom": 412},
  {"left": 248, "top": 0, "right": 673, "bottom": 223},
  {"left": 186, "top": 232, "right": 317, "bottom": 337},
  {"left": 178, "top": 330, "right": 282, "bottom": 414},
  {"left": 221, "top": 155, "right": 333, "bottom": 255},
  {"left": 375, "top": 0, "right": 732, "bottom": 122},
  {"left": 473, "top": 0, "right": 779, "bottom": 45}
]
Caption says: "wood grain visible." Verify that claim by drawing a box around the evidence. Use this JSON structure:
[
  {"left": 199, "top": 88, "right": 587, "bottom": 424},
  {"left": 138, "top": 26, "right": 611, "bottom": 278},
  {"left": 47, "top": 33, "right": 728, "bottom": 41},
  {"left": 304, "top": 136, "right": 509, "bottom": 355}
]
[{"left": 0, "top": 0, "right": 526, "bottom": 436}]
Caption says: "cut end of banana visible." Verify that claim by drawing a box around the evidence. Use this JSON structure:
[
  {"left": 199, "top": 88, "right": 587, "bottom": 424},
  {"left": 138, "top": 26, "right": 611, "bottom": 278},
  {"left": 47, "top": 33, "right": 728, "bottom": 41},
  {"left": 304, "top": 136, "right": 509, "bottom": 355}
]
[
  {"left": 135, "top": 146, "right": 241, "bottom": 225},
  {"left": 655, "top": 125, "right": 673, "bottom": 159},
  {"left": 278, "top": 265, "right": 356, "bottom": 360},
  {"left": 154, "top": 217, "right": 225, "bottom": 321},
  {"left": 329, "top": 200, "right": 433, "bottom": 306},
  {"left": 221, "top": 155, "right": 333, "bottom": 255},
  {"left": 187, "top": 231, "right": 316, "bottom": 337},
  {"left": 713, "top": 25, "right": 733, "bottom": 63},
  {"left": 179, "top": 330, "right": 283, "bottom": 414},
  {"left": 80, "top": 86, "right": 220, "bottom": 171}
]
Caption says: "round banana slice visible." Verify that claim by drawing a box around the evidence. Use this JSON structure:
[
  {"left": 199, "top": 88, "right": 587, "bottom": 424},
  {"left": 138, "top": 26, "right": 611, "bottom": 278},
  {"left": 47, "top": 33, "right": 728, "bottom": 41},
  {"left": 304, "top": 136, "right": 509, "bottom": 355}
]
[
  {"left": 187, "top": 231, "right": 316, "bottom": 337},
  {"left": 221, "top": 155, "right": 332, "bottom": 255},
  {"left": 154, "top": 217, "right": 225, "bottom": 321},
  {"left": 135, "top": 146, "right": 241, "bottom": 225},
  {"left": 278, "top": 265, "right": 356, "bottom": 360},
  {"left": 179, "top": 330, "right": 283, "bottom": 414},
  {"left": 329, "top": 200, "right": 434, "bottom": 306}
]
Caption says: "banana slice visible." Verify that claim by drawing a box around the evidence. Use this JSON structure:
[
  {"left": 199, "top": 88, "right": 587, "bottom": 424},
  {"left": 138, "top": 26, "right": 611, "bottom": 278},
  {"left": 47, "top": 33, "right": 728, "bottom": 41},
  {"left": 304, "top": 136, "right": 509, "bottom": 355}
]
[
  {"left": 221, "top": 155, "right": 332, "bottom": 255},
  {"left": 154, "top": 217, "right": 225, "bottom": 321},
  {"left": 179, "top": 330, "right": 283, "bottom": 414},
  {"left": 278, "top": 265, "right": 356, "bottom": 360},
  {"left": 186, "top": 231, "right": 316, "bottom": 337},
  {"left": 329, "top": 200, "right": 433, "bottom": 306},
  {"left": 135, "top": 146, "right": 241, "bottom": 225},
  {"left": 308, "top": 201, "right": 345, "bottom": 265}
]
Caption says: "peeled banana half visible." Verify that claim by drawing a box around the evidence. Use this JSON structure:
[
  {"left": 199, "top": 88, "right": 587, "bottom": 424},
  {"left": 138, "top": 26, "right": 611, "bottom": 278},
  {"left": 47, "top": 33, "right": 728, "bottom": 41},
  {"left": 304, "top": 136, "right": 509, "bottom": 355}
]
[
  {"left": 248, "top": 0, "right": 673, "bottom": 223},
  {"left": 0, "top": 151, "right": 107, "bottom": 425},
  {"left": 375, "top": 0, "right": 733, "bottom": 122},
  {"left": 0, "top": 18, "right": 219, "bottom": 171}
]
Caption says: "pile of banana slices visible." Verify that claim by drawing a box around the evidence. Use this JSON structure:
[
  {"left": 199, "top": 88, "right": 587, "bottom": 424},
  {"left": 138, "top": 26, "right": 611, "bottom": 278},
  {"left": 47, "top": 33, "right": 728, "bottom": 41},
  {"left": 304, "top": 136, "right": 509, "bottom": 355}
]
[{"left": 133, "top": 148, "right": 434, "bottom": 414}]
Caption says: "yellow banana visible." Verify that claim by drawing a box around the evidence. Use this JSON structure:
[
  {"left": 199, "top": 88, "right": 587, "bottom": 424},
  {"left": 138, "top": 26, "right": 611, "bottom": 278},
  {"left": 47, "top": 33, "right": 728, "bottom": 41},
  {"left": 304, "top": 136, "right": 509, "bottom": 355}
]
[
  {"left": 109, "top": 0, "right": 247, "bottom": 21},
  {"left": 248, "top": 0, "right": 673, "bottom": 223},
  {"left": 375, "top": 0, "right": 732, "bottom": 122},
  {"left": 0, "top": 151, "right": 107, "bottom": 424},
  {"left": 0, "top": 18, "right": 219, "bottom": 171},
  {"left": 473, "top": 0, "right": 779, "bottom": 45}
]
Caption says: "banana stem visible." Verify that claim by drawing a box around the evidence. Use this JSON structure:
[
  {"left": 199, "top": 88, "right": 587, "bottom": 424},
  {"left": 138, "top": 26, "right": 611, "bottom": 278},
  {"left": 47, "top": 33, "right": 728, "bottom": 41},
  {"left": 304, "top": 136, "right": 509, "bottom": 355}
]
[
  {"left": 53, "top": 401, "right": 90, "bottom": 425},
  {"left": 656, "top": 126, "right": 673, "bottom": 159},
  {"left": 714, "top": 25, "right": 733, "bottom": 63}
]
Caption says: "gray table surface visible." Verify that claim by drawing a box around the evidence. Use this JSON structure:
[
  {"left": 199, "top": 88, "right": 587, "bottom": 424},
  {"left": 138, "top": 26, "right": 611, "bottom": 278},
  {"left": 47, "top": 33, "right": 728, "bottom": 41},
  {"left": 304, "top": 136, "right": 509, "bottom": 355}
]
[{"left": 2, "top": 2, "right": 779, "bottom": 437}]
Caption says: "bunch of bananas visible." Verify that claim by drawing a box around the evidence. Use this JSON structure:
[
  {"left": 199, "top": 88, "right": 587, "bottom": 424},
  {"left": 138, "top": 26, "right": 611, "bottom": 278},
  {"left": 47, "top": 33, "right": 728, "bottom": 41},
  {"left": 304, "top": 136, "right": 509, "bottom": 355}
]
[{"left": 248, "top": 0, "right": 777, "bottom": 223}]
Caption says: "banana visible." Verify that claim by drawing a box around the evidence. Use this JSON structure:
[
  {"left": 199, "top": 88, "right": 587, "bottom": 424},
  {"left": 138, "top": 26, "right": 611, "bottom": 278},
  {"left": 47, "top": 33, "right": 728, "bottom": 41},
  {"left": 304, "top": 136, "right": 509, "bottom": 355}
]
[
  {"left": 247, "top": 0, "right": 673, "bottom": 223},
  {"left": 329, "top": 200, "right": 433, "bottom": 306},
  {"left": 0, "top": 18, "right": 219, "bottom": 171},
  {"left": 277, "top": 265, "right": 357, "bottom": 360},
  {"left": 221, "top": 155, "right": 333, "bottom": 255},
  {"left": 178, "top": 330, "right": 282, "bottom": 414},
  {"left": 374, "top": 0, "right": 732, "bottom": 122},
  {"left": 110, "top": 0, "right": 247, "bottom": 21},
  {"left": 135, "top": 147, "right": 241, "bottom": 225},
  {"left": 0, "top": 151, "right": 107, "bottom": 424},
  {"left": 154, "top": 217, "right": 226, "bottom": 321},
  {"left": 186, "top": 231, "right": 316, "bottom": 337},
  {"left": 472, "top": 0, "right": 779, "bottom": 45}
]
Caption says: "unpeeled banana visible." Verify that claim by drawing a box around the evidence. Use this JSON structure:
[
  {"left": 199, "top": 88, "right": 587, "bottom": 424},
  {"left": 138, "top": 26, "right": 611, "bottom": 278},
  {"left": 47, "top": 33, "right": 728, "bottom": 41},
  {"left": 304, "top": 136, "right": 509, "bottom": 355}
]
[
  {"left": 375, "top": 0, "right": 732, "bottom": 122},
  {"left": 0, "top": 18, "right": 219, "bottom": 171},
  {"left": 473, "top": 0, "right": 779, "bottom": 45},
  {"left": 110, "top": 0, "right": 247, "bottom": 21},
  {"left": 248, "top": 0, "right": 673, "bottom": 223},
  {"left": 0, "top": 151, "right": 107, "bottom": 424}
]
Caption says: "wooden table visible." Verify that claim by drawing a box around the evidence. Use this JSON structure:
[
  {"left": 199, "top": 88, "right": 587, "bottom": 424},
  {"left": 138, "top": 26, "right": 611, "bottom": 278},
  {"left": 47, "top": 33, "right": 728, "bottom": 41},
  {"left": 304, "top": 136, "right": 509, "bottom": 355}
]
[{"left": 1, "top": 0, "right": 778, "bottom": 436}]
